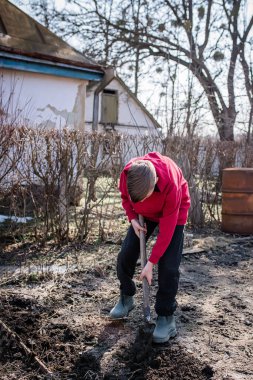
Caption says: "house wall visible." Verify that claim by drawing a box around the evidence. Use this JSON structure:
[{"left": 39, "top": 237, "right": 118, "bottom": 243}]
[
  {"left": 1, "top": 69, "right": 161, "bottom": 167},
  {"left": 1, "top": 68, "right": 88, "bottom": 131},
  {"left": 1, "top": 69, "right": 159, "bottom": 137},
  {"left": 86, "top": 78, "right": 159, "bottom": 136}
]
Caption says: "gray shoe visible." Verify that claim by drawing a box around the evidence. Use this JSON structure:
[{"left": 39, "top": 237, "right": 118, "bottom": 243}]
[
  {"left": 152, "top": 315, "right": 177, "bottom": 343},
  {"left": 109, "top": 295, "right": 134, "bottom": 319}
]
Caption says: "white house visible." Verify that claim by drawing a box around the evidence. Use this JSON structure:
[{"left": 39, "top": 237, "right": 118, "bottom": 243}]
[{"left": 0, "top": 0, "right": 161, "bottom": 139}]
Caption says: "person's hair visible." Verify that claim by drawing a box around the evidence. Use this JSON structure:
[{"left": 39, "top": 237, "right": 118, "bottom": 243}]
[{"left": 127, "top": 160, "right": 156, "bottom": 202}]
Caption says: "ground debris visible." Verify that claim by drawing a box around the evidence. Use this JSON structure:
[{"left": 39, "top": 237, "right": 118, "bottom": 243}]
[
  {"left": 0, "top": 318, "right": 54, "bottom": 377},
  {"left": 0, "top": 232, "right": 252, "bottom": 379}
]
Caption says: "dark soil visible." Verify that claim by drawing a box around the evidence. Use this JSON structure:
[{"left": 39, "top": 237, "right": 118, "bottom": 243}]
[{"left": 0, "top": 231, "right": 252, "bottom": 379}]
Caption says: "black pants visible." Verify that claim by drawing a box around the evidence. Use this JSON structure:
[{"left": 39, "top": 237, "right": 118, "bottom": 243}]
[{"left": 117, "top": 221, "right": 184, "bottom": 316}]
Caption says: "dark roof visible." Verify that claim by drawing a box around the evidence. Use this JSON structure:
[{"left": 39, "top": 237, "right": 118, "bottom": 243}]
[{"left": 0, "top": 0, "right": 103, "bottom": 70}]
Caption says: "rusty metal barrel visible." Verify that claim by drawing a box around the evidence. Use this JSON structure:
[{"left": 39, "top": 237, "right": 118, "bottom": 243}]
[{"left": 222, "top": 168, "right": 253, "bottom": 234}]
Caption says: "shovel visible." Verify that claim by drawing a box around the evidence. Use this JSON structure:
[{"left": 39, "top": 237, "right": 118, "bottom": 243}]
[
  {"left": 139, "top": 214, "right": 152, "bottom": 324},
  {"left": 132, "top": 215, "right": 155, "bottom": 362}
]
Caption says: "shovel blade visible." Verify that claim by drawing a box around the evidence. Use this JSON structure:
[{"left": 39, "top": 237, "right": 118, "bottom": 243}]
[{"left": 143, "top": 305, "right": 151, "bottom": 323}]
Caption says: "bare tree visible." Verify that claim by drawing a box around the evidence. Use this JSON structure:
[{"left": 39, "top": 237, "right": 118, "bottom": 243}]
[
  {"left": 221, "top": 0, "right": 253, "bottom": 142},
  {"left": 90, "top": 0, "right": 253, "bottom": 141},
  {"left": 16, "top": 0, "right": 57, "bottom": 29},
  {"left": 14, "top": 0, "right": 253, "bottom": 139}
]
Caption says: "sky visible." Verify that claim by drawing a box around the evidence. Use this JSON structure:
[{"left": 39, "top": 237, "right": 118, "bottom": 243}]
[
  {"left": 14, "top": 0, "right": 253, "bottom": 32},
  {"left": 247, "top": 1, "right": 253, "bottom": 31}
]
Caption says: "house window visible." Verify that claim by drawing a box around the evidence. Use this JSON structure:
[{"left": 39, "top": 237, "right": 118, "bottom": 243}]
[{"left": 101, "top": 89, "right": 118, "bottom": 124}]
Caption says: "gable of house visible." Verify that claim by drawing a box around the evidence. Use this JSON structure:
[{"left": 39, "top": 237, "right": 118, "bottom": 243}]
[{"left": 86, "top": 77, "right": 161, "bottom": 135}]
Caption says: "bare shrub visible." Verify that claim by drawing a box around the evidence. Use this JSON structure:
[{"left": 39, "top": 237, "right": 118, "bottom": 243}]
[
  {"left": 18, "top": 127, "right": 88, "bottom": 243},
  {"left": 162, "top": 135, "right": 253, "bottom": 226},
  {"left": 0, "top": 124, "right": 26, "bottom": 240},
  {"left": 0, "top": 126, "right": 252, "bottom": 245}
]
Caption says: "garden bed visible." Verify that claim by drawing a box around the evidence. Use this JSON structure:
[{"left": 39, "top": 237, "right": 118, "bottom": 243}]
[{"left": 0, "top": 230, "right": 252, "bottom": 379}]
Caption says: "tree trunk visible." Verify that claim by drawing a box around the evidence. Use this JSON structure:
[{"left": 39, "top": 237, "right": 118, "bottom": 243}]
[{"left": 217, "top": 108, "right": 236, "bottom": 141}]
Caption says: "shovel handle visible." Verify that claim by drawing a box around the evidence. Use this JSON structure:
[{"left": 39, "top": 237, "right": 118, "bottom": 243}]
[{"left": 139, "top": 215, "right": 151, "bottom": 322}]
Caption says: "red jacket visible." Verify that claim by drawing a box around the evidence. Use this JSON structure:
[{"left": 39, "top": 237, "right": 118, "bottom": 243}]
[{"left": 119, "top": 152, "right": 191, "bottom": 264}]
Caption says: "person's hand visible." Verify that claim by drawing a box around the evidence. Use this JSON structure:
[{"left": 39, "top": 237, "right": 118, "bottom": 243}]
[
  {"left": 131, "top": 218, "right": 147, "bottom": 238},
  {"left": 140, "top": 261, "right": 153, "bottom": 285}
]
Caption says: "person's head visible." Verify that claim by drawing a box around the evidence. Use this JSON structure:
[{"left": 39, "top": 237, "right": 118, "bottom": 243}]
[{"left": 127, "top": 160, "right": 157, "bottom": 202}]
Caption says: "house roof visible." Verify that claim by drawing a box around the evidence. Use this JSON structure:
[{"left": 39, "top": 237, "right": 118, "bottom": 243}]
[
  {"left": 0, "top": 0, "right": 161, "bottom": 130},
  {"left": 0, "top": 0, "right": 103, "bottom": 71}
]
